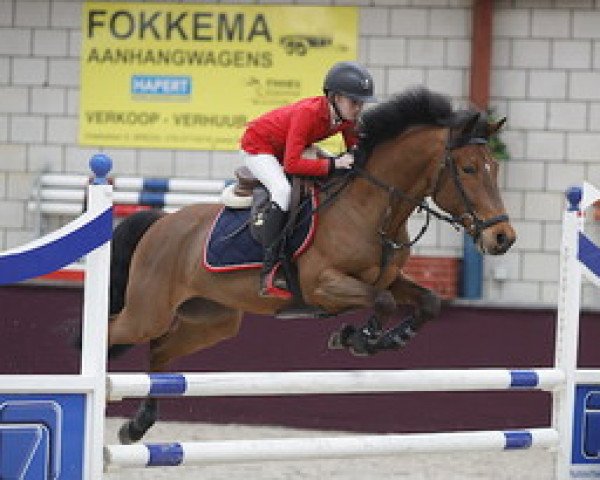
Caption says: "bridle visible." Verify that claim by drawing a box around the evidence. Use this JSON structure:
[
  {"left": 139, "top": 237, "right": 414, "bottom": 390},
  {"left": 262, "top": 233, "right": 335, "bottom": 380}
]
[
  {"left": 430, "top": 137, "right": 509, "bottom": 240},
  {"left": 353, "top": 137, "right": 509, "bottom": 281}
]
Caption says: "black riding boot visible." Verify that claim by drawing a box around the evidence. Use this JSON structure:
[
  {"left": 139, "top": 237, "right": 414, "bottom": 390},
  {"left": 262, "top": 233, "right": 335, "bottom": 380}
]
[{"left": 260, "top": 202, "right": 290, "bottom": 298}]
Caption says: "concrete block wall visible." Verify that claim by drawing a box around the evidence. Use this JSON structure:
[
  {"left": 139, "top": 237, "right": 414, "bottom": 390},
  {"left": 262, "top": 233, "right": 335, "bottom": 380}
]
[
  {"left": 1, "top": 0, "right": 599, "bottom": 308},
  {"left": 483, "top": 1, "right": 600, "bottom": 307}
]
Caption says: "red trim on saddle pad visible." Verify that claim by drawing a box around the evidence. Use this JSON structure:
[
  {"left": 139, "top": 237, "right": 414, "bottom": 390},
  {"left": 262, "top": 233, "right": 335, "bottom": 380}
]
[{"left": 202, "top": 190, "right": 319, "bottom": 273}]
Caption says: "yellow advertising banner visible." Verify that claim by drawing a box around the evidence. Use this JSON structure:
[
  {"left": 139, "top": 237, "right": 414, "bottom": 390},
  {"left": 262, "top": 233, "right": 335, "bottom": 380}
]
[{"left": 79, "top": 2, "right": 358, "bottom": 151}]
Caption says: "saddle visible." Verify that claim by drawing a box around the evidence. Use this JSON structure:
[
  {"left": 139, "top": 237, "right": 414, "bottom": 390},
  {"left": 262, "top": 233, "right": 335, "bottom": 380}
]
[
  {"left": 233, "top": 165, "right": 260, "bottom": 198},
  {"left": 219, "top": 165, "right": 309, "bottom": 240},
  {"left": 221, "top": 145, "right": 325, "bottom": 210}
]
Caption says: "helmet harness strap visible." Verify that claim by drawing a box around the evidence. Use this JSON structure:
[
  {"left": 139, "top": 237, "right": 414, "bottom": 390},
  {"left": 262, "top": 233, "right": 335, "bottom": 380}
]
[{"left": 327, "top": 92, "right": 346, "bottom": 123}]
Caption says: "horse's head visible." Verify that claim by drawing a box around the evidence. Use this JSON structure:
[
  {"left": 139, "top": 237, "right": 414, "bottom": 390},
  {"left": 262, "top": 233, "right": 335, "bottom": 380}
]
[{"left": 431, "top": 111, "right": 516, "bottom": 255}]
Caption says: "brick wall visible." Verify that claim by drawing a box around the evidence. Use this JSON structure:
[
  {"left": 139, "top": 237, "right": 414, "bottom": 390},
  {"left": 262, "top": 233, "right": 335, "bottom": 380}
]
[
  {"left": 1, "top": 0, "right": 600, "bottom": 307},
  {"left": 403, "top": 256, "right": 459, "bottom": 299}
]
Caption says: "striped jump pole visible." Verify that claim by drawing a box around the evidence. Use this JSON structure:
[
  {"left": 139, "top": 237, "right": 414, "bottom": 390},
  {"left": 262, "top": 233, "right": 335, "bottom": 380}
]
[
  {"left": 30, "top": 174, "right": 229, "bottom": 216},
  {"left": 105, "top": 428, "right": 558, "bottom": 469},
  {"left": 106, "top": 368, "right": 564, "bottom": 400},
  {"left": 38, "top": 174, "right": 228, "bottom": 193}
]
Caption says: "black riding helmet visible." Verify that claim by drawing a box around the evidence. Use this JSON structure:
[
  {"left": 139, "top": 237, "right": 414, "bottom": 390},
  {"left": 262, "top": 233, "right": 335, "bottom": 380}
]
[{"left": 323, "top": 61, "right": 376, "bottom": 103}]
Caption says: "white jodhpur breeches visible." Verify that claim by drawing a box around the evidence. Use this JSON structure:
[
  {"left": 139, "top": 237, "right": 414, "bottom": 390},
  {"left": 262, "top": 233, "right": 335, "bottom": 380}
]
[{"left": 242, "top": 151, "right": 291, "bottom": 211}]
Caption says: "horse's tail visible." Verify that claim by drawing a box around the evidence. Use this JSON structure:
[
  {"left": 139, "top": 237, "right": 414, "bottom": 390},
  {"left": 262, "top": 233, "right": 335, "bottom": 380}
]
[
  {"left": 70, "top": 209, "right": 164, "bottom": 357},
  {"left": 110, "top": 209, "right": 164, "bottom": 314},
  {"left": 107, "top": 209, "right": 164, "bottom": 359}
]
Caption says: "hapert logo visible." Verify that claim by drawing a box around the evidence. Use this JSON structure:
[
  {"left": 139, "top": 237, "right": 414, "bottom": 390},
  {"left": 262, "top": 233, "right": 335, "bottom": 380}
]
[{"left": 131, "top": 75, "right": 191, "bottom": 99}]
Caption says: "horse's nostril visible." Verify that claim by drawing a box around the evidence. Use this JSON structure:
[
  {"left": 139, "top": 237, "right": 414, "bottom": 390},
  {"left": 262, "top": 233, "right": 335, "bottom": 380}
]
[
  {"left": 495, "top": 232, "right": 515, "bottom": 252},
  {"left": 496, "top": 232, "right": 509, "bottom": 249}
]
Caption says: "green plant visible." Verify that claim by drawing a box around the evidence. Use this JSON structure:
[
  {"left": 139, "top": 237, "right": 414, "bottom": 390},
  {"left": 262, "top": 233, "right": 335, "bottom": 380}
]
[{"left": 487, "top": 108, "right": 510, "bottom": 161}]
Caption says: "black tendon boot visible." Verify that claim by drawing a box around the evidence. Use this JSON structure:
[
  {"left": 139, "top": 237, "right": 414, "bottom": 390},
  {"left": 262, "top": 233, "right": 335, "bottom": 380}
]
[{"left": 260, "top": 202, "right": 291, "bottom": 299}]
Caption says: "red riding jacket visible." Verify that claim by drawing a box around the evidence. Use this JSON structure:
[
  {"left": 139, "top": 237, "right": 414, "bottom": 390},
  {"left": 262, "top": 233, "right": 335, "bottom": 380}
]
[{"left": 240, "top": 96, "right": 358, "bottom": 177}]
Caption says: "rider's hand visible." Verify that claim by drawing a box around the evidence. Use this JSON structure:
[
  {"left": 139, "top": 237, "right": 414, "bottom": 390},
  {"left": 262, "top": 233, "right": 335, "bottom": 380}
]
[{"left": 334, "top": 153, "right": 354, "bottom": 169}]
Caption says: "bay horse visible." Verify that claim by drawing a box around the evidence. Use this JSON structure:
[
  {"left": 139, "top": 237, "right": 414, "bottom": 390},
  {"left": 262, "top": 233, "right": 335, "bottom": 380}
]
[{"left": 107, "top": 88, "right": 516, "bottom": 444}]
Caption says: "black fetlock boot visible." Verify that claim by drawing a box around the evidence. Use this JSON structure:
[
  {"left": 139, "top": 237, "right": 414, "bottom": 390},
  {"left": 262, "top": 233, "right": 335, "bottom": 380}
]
[
  {"left": 260, "top": 202, "right": 291, "bottom": 299},
  {"left": 375, "top": 317, "right": 419, "bottom": 351}
]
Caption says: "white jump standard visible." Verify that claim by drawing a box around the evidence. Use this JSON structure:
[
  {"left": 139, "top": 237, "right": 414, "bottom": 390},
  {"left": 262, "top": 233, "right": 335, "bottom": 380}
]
[
  {"left": 0, "top": 154, "right": 113, "bottom": 479},
  {"left": 1, "top": 154, "right": 599, "bottom": 479}
]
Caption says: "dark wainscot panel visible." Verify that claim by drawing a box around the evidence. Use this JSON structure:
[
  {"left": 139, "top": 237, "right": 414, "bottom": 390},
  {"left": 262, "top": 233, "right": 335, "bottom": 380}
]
[{"left": 2, "top": 285, "right": 599, "bottom": 434}]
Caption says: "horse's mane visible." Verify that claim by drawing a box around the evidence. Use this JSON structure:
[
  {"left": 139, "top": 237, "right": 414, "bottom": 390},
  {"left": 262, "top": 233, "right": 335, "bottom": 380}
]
[{"left": 357, "top": 87, "right": 455, "bottom": 162}]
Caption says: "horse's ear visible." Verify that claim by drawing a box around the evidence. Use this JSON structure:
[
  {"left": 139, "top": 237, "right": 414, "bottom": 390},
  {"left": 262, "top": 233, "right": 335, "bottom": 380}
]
[
  {"left": 488, "top": 116, "right": 507, "bottom": 136},
  {"left": 458, "top": 111, "right": 480, "bottom": 138}
]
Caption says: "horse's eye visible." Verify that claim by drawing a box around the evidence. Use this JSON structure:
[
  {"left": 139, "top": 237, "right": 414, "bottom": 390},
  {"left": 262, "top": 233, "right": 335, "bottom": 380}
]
[{"left": 462, "top": 165, "right": 477, "bottom": 174}]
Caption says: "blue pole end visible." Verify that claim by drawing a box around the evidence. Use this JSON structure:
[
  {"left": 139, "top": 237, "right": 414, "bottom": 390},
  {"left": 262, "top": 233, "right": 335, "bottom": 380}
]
[
  {"left": 566, "top": 186, "right": 582, "bottom": 212},
  {"left": 90, "top": 154, "right": 112, "bottom": 185}
]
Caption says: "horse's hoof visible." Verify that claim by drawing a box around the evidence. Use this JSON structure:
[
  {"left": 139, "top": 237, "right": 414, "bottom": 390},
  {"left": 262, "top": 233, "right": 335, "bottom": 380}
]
[
  {"left": 349, "top": 345, "right": 372, "bottom": 357},
  {"left": 327, "top": 325, "right": 355, "bottom": 350},
  {"left": 348, "top": 335, "right": 377, "bottom": 357},
  {"left": 327, "top": 331, "right": 344, "bottom": 350},
  {"left": 118, "top": 422, "right": 139, "bottom": 445},
  {"left": 118, "top": 422, "right": 133, "bottom": 444}
]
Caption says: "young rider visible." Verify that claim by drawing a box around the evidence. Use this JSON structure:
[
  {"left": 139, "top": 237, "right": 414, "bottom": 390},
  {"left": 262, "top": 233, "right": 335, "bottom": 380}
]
[{"left": 239, "top": 61, "right": 376, "bottom": 299}]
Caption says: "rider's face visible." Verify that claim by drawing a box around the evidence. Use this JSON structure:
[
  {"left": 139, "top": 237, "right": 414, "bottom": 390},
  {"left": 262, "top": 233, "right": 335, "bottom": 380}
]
[{"left": 335, "top": 95, "right": 364, "bottom": 121}]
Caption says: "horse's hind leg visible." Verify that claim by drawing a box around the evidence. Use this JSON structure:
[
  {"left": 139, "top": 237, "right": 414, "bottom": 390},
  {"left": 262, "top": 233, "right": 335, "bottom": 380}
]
[
  {"left": 149, "top": 303, "right": 243, "bottom": 371},
  {"left": 118, "top": 300, "right": 243, "bottom": 444},
  {"left": 118, "top": 397, "right": 159, "bottom": 445},
  {"left": 108, "top": 275, "right": 175, "bottom": 347}
]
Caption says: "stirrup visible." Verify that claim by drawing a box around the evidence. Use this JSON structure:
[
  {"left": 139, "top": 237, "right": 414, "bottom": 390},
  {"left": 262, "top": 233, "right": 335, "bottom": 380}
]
[{"left": 260, "top": 268, "right": 292, "bottom": 300}]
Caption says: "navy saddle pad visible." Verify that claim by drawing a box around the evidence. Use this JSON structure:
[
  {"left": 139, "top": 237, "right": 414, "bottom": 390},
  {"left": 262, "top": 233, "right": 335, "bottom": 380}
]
[{"left": 203, "top": 197, "right": 316, "bottom": 272}]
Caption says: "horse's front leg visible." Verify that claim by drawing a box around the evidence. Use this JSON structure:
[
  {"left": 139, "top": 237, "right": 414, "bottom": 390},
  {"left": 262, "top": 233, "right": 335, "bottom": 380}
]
[
  {"left": 373, "top": 273, "right": 442, "bottom": 352},
  {"left": 308, "top": 268, "right": 396, "bottom": 356}
]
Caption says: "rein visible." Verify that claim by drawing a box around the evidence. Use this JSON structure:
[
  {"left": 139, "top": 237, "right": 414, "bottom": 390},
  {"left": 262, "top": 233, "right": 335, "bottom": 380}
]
[{"left": 355, "top": 167, "right": 457, "bottom": 247}]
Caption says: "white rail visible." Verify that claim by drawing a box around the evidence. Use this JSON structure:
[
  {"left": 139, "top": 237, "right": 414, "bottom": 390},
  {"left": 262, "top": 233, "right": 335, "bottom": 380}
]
[
  {"left": 105, "top": 428, "right": 559, "bottom": 469},
  {"left": 107, "top": 368, "right": 565, "bottom": 401}
]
